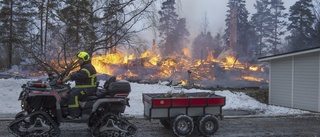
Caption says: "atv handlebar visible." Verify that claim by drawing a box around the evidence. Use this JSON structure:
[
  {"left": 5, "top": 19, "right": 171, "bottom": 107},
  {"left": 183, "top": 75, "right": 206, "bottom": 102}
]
[{"left": 46, "top": 70, "right": 72, "bottom": 87}]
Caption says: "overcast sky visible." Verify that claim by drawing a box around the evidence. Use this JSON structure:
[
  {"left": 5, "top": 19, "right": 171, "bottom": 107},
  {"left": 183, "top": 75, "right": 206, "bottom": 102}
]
[{"left": 178, "top": 0, "right": 298, "bottom": 38}]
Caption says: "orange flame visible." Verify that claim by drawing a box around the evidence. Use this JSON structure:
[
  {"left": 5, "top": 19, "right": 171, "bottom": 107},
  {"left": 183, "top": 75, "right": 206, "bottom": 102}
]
[
  {"left": 249, "top": 66, "right": 259, "bottom": 71},
  {"left": 90, "top": 48, "right": 266, "bottom": 85},
  {"left": 239, "top": 76, "right": 265, "bottom": 82}
]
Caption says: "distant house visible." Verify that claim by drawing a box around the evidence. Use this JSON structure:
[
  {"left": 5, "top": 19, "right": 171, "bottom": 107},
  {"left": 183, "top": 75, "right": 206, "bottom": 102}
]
[{"left": 258, "top": 47, "right": 320, "bottom": 112}]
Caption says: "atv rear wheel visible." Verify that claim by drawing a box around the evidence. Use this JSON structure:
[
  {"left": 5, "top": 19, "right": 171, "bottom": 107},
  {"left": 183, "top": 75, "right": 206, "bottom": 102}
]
[{"left": 91, "top": 113, "right": 137, "bottom": 137}]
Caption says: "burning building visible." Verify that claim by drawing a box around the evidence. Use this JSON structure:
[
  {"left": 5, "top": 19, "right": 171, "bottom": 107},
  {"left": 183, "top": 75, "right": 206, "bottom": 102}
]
[
  {"left": 89, "top": 0, "right": 268, "bottom": 89},
  {"left": 91, "top": 44, "right": 268, "bottom": 89}
]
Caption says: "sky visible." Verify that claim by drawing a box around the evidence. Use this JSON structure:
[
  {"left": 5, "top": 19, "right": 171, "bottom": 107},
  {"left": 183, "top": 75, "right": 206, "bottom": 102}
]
[{"left": 0, "top": 78, "right": 308, "bottom": 116}]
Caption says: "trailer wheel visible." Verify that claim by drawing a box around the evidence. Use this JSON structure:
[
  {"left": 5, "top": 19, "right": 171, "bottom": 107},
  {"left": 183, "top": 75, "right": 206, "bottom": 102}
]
[
  {"left": 197, "top": 114, "right": 219, "bottom": 136},
  {"left": 172, "top": 115, "right": 194, "bottom": 136},
  {"left": 160, "top": 119, "right": 171, "bottom": 129}
]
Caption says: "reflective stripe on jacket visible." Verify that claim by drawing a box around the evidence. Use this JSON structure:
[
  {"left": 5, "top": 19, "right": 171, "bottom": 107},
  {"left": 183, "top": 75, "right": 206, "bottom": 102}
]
[{"left": 70, "top": 61, "right": 97, "bottom": 88}]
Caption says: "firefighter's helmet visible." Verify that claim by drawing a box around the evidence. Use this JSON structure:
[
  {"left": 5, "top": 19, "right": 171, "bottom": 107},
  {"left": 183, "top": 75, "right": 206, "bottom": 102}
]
[{"left": 77, "top": 52, "right": 90, "bottom": 62}]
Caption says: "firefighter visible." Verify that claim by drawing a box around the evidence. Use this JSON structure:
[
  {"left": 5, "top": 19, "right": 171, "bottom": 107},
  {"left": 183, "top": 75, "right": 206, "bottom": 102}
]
[{"left": 63, "top": 51, "right": 97, "bottom": 119}]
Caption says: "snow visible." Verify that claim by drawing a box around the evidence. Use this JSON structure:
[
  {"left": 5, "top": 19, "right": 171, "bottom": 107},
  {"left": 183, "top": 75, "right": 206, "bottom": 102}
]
[{"left": 0, "top": 78, "right": 309, "bottom": 116}]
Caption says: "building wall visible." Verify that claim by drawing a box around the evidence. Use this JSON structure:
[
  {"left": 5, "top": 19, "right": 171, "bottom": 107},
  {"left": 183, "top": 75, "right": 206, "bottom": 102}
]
[
  {"left": 293, "top": 53, "right": 319, "bottom": 111},
  {"left": 269, "top": 52, "right": 320, "bottom": 112},
  {"left": 270, "top": 57, "right": 293, "bottom": 108}
]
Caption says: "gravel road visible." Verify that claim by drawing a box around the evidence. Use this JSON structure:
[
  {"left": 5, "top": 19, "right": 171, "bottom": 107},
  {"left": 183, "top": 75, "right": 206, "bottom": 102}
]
[{"left": 1, "top": 114, "right": 320, "bottom": 137}]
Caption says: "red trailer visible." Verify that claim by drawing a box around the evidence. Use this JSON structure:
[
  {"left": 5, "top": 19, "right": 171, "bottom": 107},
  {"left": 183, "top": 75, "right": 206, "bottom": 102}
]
[{"left": 143, "top": 92, "right": 226, "bottom": 137}]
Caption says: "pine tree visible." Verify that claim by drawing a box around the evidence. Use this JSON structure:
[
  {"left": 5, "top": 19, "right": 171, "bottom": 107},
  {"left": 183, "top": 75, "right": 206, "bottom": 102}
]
[
  {"left": 102, "top": 0, "right": 126, "bottom": 53},
  {"left": 59, "top": 0, "right": 99, "bottom": 54},
  {"left": 313, "top": 0, "right": 320, "bottom": 47},
  {"left": 192, "top": 13, "right": 221, "bottom": 60},
  {"left": 28, "top": 0, "right": 60, "bottom": 58},
  {"left": 12, "top": 0, "right": 35, "bottom": 63},
  {"left": 192, "top": 14, "right": 214, "bottom": 60},
  {"left": 0, "top": 0, "right": 13, "bottom": 69},
  {"left": 287, "top": 0, "right": 316, "bottom": 51},
  {"left": 224, "top": 0, "right": 250, "bottom": 58},
  {"left": 158, "top": 0, "right": 189, "bottom": 56},
  {"left": 158, "top": 0, "right": 178, "bottom": 56},
  {"left": 268, "top": 0, "right": 288, "bottom": 54},
  {"left": 0, "top": 0, "right": 157, "bottom": 71},
  {"left": 192, "top": 32, "right": 215, "bottom": 60},
  {"left": 213, "top": 33, "right": 224, "bottom": 58},
  {"left": 173, "top": 18, "right": 189, "bottom": 53},
  {"left": 250, "top": 0, "right": 270, "bottom": 56},
  {"left": 251, "top": 0, "right": 287, "bottom": 56},
  {"left": 0, "top": 0, "right": 36, "bottom": 68}
]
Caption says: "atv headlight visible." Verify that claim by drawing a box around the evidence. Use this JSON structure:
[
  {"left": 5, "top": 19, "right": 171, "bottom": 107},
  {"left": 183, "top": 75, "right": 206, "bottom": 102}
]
[{"left": 21, "top": 101, "right": 27, "bottom": 109}]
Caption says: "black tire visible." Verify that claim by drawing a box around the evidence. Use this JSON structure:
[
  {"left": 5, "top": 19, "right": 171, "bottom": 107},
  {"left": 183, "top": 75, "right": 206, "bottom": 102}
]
[
  {"left": 127, "top": 125, "right": 137, "bottom": 135},
  {"left": 91, "top": 113, "right": 118, "bottom": 137},
  {"left": 15, "top": 111, "right": 27, "bottom": 119},
  {"left": 31, "top": 111, "right": 60, "bottom": 137},
  {"left": 197, "top": 114, "right": 219, "bottom": 137},
  {"left": 160, "top": 119, "right": 171, "bottom": 129},
  {"left": 172, "top": 115, "right": 194, "bottom": 137}
]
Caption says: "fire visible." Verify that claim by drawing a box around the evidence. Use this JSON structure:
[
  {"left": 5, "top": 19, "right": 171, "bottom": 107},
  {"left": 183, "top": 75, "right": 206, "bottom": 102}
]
[
  {"left": 91, "top": 55, "right": 119, "bottom": 75},
  {"left": 124, "top": 70, "right": 139, "bottom": 77},
  {"left": 182, "top": 48, "right": 191, "bottom": 58},
  {"left": 90, "top": 48, "right": 267, "bottom": 86},
  {"left": 124, "top": 54, "right": 135, "bottom": 64},
  {"left": 222, "top": 56, "right": 245, "bottom": 70},
  {"left": 239, "top": 76, "right": 265, "bottom": 82},
  {"left": 249, "top": 66, "right": 259, "bottom": 71},
  {"left": 207, "top": 50, "right": 219, "bottom": 62}
]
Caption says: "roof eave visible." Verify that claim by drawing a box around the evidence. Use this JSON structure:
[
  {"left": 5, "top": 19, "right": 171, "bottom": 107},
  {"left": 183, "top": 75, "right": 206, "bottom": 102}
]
[{"left": 258, "top": 48, "right": 320, "bottom": 62}]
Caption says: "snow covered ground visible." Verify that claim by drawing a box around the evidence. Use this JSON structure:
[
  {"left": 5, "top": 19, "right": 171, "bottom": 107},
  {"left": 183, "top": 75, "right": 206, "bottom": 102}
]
[{"left": 0, "top": 78, "right": 309, "bottom": 116}]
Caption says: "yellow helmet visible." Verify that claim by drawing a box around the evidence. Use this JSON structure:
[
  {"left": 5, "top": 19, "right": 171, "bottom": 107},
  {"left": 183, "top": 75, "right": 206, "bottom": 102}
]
[{"left": 77, "top": 51, "right": 90, "bottom": 62}]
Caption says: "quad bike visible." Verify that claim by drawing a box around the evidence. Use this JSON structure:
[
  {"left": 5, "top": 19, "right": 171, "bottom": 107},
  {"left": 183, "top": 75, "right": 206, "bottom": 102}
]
[{"left": 8, "top": 72, "right": 137, "bottom": 137}]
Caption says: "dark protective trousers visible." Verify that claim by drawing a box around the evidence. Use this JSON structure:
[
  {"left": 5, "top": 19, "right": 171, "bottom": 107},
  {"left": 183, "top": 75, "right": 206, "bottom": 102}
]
[{"left": 68, "top": 88, "right": 95, "bottom": 117}]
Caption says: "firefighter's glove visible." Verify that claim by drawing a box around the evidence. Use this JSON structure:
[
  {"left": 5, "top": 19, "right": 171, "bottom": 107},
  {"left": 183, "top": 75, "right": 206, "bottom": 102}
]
[
  {"left": 62, "top": 75, "right": 70, "bottom": 83},
  {"left": 57, "top": 79, "right": 63, "bottom": 85}
]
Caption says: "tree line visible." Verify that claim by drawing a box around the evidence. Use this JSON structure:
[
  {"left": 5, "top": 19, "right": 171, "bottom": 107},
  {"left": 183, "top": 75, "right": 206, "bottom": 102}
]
[
  {"left": 189, "top": 0, "right": 320, "bottom": 63},
  {"left": 0, "top": 0, "right": 319, "bottom": 73},
  {"left": 0, "top": 0, "right": 156, "bottom": 73}
]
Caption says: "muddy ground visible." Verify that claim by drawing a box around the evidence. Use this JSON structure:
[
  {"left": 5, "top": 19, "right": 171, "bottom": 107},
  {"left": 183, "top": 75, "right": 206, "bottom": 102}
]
[{"left": 1, "top": 113, "right": 320, "bottom": 137}]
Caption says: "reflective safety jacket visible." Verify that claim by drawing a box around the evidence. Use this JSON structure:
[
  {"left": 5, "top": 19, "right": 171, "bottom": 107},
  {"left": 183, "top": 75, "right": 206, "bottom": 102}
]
[{"left": 70, "top": 61, "right": 97, "bottom": 88}]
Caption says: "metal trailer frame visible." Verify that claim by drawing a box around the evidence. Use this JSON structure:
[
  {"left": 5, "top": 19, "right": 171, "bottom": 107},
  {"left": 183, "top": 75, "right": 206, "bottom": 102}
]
[{"left": 142, "top": 92, "right": 226, "bottom": 137}]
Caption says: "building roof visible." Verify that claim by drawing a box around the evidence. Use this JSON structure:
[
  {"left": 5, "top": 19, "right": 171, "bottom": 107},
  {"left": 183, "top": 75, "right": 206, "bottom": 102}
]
[{"left": 258, "top": 47, "right": 320, "bottom": 62}]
